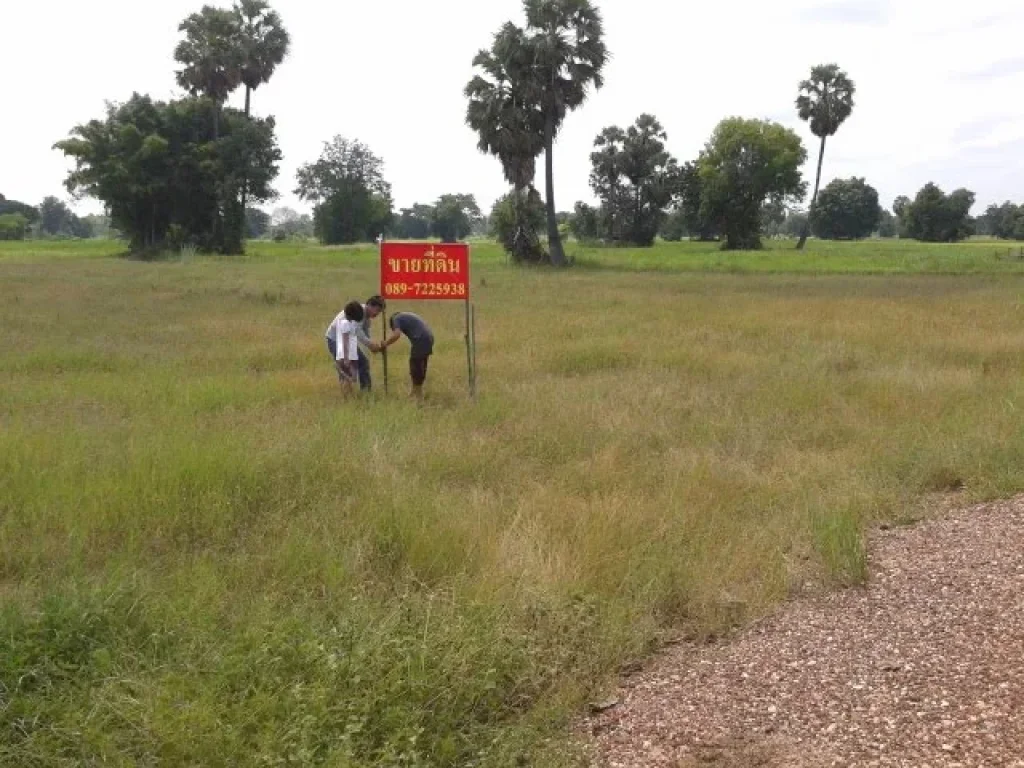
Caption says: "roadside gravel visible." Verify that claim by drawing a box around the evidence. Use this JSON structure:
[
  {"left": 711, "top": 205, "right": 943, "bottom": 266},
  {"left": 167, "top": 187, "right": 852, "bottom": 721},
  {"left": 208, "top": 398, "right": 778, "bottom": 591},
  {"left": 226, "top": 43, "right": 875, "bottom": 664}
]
[{"left": 587, "top": 497, "right": 1024, "bottom": 767}]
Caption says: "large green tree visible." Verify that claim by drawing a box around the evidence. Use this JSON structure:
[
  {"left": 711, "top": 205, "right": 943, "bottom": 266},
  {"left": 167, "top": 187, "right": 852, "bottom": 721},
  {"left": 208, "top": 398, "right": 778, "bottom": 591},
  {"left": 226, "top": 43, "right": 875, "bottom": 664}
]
[
  {"left": 465, "top": 23, "right": 547, "bottom": 262},
  {"left": 38, "top": 196, "right": 78, "bottom": 236},
  {"left": 795, "top": 64, "right": 855, "bottom": 250},
  {"left": 810, "top": 177, "right": 880, "bottom": 240},
  {"left": 295, "top": 136, "right": 393, "bottom": 244},
  {"left": 391, "top": 204, "right": 435, "bottom": 240},
  {"left": 56, "top": 93, "right": 280, "bottom": 253},
  {"left": 524, "top": 0, "right": 607, "bottom": 266},
  {"left": 588, "top": 126, "right": 626, "bottom": 241},
  {"left": 904, "top": 183, "right": 975, "bottom": 242},
  {"left": 588, "top": 114, "right": 679, "bottom": 246},
  {"left": 979, "top": 202, "right": 1024, "bottom": 240},
  {"left": 674, "top": 161, "right": 718, "bottom": 241},
  {"left": 431, "top": 194, "right": 482, "bottom": 242},
  {"left": 697, "top": 118, "right": 807, "bottom": 250}
]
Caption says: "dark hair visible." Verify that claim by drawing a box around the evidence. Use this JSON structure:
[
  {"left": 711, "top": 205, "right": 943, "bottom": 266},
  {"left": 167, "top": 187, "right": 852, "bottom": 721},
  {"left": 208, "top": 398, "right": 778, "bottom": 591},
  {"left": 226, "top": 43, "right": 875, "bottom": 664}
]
[
  {"left": 344, "top": 301, "right": 365, "bottom": 322},
  {"left": 366, "top": 295, "right": 386, "bottom": 310}
]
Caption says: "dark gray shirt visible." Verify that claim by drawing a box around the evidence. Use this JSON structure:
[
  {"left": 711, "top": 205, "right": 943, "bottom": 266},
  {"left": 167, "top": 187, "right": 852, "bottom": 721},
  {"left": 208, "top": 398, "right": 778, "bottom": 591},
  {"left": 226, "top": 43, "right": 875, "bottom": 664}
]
[{"left": 390, "top": 312, "right": 434, "bottom": 353}]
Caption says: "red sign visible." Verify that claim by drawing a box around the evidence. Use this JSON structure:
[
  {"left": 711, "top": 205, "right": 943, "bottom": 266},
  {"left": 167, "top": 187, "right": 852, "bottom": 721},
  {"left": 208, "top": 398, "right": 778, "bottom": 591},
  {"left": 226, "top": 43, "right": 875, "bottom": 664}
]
[{"left": 380, "top": 242, "right": 470, "bottom": 301}]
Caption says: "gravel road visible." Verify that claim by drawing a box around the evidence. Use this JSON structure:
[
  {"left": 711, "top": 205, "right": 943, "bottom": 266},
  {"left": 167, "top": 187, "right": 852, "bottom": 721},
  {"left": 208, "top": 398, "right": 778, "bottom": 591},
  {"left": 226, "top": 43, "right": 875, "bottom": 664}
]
[{"left": 588, "top": 497, "right": 1024, "bottom": 767}]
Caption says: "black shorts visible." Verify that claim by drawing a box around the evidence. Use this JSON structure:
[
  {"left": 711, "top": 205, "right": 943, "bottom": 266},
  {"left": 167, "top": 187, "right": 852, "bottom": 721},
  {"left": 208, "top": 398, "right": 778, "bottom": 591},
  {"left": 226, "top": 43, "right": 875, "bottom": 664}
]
[{"left": 409, "top": 354, "right": 430, "bottom": 386}]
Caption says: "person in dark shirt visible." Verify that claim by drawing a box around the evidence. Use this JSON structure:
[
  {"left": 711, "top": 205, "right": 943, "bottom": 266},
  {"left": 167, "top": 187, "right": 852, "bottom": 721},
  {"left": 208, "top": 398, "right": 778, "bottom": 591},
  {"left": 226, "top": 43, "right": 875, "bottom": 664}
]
[{"left": 381, "top": 311, "right": 434, "bottom": 400}]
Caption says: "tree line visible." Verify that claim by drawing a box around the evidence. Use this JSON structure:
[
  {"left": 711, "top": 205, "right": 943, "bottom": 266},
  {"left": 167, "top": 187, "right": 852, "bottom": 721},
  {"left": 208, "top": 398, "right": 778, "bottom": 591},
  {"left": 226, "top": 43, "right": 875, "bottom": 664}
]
[
  {"left": 9, "top": 0, "right": 1019, "bottom": 256},
  {"left": 0, "top": 193, "right": 111, "bottom": 241}
]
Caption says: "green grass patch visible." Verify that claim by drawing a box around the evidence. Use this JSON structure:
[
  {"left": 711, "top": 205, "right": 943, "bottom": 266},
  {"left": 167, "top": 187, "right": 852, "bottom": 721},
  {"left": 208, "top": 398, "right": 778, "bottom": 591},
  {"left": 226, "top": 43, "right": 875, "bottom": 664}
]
[{"left": 3, "top": 238, "right": 1024, "bottom": 764}]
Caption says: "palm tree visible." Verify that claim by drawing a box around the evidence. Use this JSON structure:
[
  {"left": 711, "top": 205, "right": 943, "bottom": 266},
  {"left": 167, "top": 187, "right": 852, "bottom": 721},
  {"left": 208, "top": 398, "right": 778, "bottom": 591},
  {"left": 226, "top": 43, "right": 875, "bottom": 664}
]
[
  {"left": 524, "top": 0, "right": 607, "bottom": 266},
  {"left": 174, "top": 6, "right": 243, "bottom": 141},
  {"left": 174, "top": 6, "right": 244, "bottom": 252},
  {"left": 465, "top": 23, "right": 547, "bottom": 263},
  {"left": 235, "top": 0, "right": 290, "bottom": 120},
  {"left": 795, "top": 63, "right": 855, "bottom": 250},
  {"left": 233, "top": 0, "right": 289, "bottom": 228}
]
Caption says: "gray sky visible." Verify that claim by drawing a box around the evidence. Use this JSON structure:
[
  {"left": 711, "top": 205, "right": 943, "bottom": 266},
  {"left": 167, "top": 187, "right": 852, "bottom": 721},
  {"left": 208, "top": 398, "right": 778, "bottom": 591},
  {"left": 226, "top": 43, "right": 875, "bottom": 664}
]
[{"left": 3, "top": 0, "right": 1023, "bottom": 217}]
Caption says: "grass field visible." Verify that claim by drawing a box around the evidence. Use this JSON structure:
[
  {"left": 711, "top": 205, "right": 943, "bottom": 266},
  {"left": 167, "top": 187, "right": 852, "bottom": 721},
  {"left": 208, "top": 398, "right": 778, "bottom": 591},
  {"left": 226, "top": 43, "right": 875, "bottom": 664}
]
[{"left": 3, "top": 237, "right": 1024, "bottom": 766}]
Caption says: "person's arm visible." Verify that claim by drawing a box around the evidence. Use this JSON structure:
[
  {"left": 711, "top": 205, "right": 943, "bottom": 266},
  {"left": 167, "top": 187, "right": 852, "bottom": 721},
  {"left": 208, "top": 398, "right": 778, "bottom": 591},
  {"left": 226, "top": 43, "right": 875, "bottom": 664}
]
[
  {"left": 355, "top": 317, "right": 373, "bottom": 349},
  {"left": 357, "top": 323, "right": 381, "bottom": 353},
  {"left": 382, "top": 328, "right": 402, "bottom": 349}
]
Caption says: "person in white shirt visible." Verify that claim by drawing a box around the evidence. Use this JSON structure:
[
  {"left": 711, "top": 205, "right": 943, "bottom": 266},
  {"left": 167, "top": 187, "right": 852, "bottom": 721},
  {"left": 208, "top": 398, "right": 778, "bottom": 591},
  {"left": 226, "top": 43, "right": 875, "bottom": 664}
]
[{"left": 324, "top": 301, "right": 365, "bottom": 394}]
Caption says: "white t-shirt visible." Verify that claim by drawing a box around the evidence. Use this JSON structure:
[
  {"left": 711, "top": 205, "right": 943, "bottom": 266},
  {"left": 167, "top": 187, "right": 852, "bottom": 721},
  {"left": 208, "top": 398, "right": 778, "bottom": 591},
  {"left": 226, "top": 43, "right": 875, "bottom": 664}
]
[{"left": 326, "top": 312, "right": 359, "bottom": 362}]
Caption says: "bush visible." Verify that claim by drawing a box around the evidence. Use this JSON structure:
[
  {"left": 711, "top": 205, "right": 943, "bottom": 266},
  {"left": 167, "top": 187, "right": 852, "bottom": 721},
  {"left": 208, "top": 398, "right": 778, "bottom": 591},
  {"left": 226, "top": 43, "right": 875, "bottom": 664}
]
[{"left": 490, "top": 188, "right": 546, "bottom": 263}]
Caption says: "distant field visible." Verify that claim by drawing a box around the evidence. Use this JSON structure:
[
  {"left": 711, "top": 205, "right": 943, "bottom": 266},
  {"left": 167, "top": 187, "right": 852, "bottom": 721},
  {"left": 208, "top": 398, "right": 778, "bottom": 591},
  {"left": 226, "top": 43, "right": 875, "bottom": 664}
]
[
  {"left": 4, "top": 235, "right": 1024, "bottom": 274},
  {"left": 3, "top": 238, "right": 1024, "bottom": 765}
]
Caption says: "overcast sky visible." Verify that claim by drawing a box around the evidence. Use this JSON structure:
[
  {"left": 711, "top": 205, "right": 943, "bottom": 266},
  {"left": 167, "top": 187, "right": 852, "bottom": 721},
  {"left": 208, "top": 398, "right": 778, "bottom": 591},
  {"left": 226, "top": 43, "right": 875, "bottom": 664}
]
[{"left": 2, "top": 0, "right": 1023, "bottom": 217}]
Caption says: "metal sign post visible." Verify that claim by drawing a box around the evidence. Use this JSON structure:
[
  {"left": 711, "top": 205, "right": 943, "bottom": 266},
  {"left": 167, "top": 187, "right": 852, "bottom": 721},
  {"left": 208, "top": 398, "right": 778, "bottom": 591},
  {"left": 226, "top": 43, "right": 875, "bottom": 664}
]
[
  {"left": 464, "top": 298, "right": 473, "bottom": 397},
  {"left": 471, "top": 302, "right": 477, "bottom": 397},
  {"left": 381, "top": 310, "right": 389, "bottom": 395},
  {"left": 379, "top": 236, "right": 388, "bottom": 394}
]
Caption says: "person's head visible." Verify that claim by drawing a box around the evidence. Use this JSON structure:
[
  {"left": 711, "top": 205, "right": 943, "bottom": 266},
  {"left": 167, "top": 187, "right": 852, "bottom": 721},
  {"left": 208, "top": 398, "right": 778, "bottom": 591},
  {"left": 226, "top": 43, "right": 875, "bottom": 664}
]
[
  {"left": 344, "top": 301, "right": 365, "bottom": 322},
  {"left": 365, "top": 295, "right": 386, "bottom": 319}
]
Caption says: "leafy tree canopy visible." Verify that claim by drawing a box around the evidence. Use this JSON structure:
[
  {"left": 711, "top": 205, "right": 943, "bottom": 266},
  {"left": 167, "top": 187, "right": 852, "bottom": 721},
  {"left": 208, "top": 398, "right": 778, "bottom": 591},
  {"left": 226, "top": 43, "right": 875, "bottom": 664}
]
[
  {"left": 431, "top": 194, "right": 482, "bottom": 242},
  {"left": 55, "top": 92, "right": 280, "bottom": 253},
  {"left": 810, "top": 177, "right": 880, "bottom": 240},
  {"left": 978, "top": 201, "right": 1024, "bottom": 240},
  {"left": 38, "top": 196, "right": 93, "bottom": 238},
  {"left": 904, "top": 183, "right": 975, "bottom": 243},
  {"left": 391, "top": 205, "right": 435, "bottom": 240},
  {"left": 588, "top": 114, "right": 680, "bottom": 247},
  {"left": 697, "top": 117, "right": 807, "bottom": 250},
  {"left": 294, "top": 137, "right": 393, "bottom": 245}
]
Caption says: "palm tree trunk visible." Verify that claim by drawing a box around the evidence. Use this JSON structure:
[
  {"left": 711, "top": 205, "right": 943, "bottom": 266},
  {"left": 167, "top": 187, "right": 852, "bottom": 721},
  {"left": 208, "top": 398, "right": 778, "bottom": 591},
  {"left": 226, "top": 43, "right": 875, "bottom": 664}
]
[
  {"left": 213, "top": 102, "right": 223, "bottom": 251},
  {"left": 544, "top": 112, "right": 566, "bottom": 267},
  {"left": 796, "top": 135, "right": 827, "bottom": 251},
  {"left": 241, "top": 86, "right": 251, "bottom": 212},
  {"left": 239, "top": 85, "right": 252, "bottom": 250}
]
